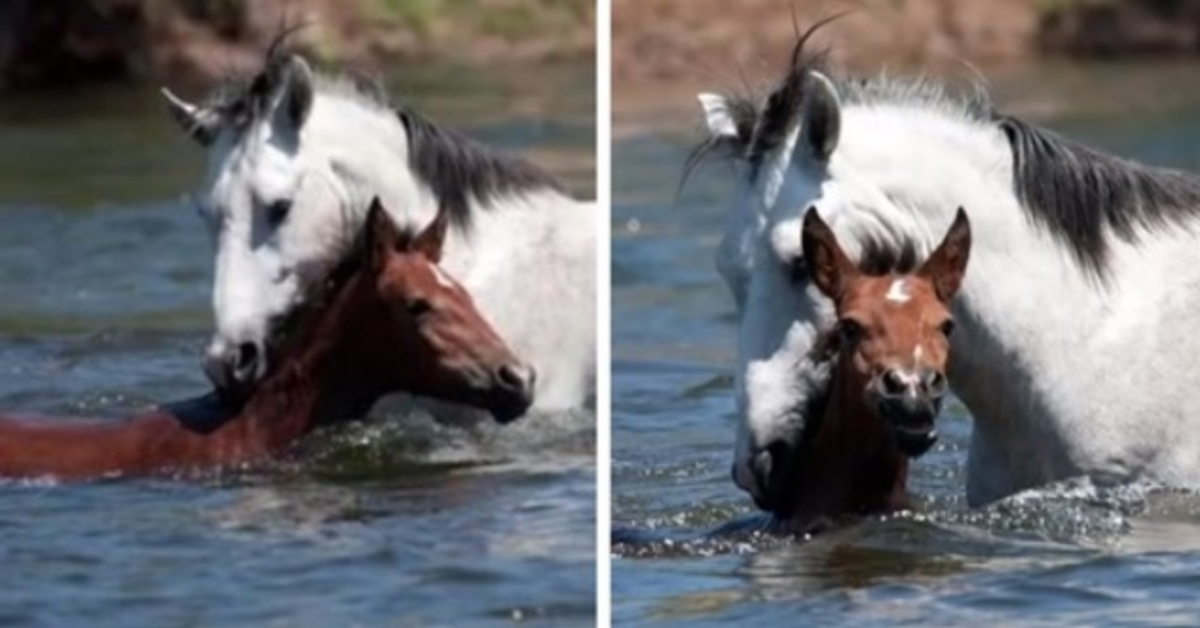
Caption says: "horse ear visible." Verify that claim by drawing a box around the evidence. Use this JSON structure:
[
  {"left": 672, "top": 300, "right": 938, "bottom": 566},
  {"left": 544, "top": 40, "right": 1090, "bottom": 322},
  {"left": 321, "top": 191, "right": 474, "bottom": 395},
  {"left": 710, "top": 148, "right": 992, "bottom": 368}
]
[
  {"left": 801, "top": 207, "right": 856, "bottom": 300},
  {"left": 796, "top": 71, "right": 841, "bottom": 163},
  {"left": 365, "top": 198, "right": 400, "bottom": 275},
  {"left": 270, "top": 55, "right": 315, "bottom": 137},
  {"left": 161, "top": 87, "right": 220, "bottom": 146},
  {"left": 697, "top": 93, "right": 739, "bottom": 139},
  {"left": 412, "top": 207, "right": 449, "bottom": 264},
  {"left": 919, "top": 207, "right": 972, "bottom": 302}
]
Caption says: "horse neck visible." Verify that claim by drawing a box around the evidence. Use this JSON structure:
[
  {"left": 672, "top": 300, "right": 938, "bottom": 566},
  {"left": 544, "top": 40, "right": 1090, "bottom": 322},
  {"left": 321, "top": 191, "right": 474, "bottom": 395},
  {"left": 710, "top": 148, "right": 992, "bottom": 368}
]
[
  {"left": 234, "top": 270, "right": 387, "bottom": 450},
  {"left": 836, "top": 105, "right": 1110, "bottom": 418},
  {"left": 797, "top": 358, "right": 909, "bottom": 520}
]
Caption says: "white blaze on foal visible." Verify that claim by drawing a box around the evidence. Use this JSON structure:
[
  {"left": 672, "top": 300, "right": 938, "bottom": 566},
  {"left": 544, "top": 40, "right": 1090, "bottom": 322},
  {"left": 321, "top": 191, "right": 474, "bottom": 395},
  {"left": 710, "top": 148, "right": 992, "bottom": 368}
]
[{"left": 885, "top": 279, "right": 911, "bottom": 304}]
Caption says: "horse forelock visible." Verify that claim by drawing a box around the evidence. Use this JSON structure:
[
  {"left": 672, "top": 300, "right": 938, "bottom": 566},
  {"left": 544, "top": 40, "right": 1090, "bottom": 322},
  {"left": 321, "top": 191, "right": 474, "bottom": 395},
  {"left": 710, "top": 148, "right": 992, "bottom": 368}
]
[
  {"left": 682, "top": 17, "right": 993, "bottom": 188},
  {"left": 201, "top": 35, "right": 563, "bottom": 233}
]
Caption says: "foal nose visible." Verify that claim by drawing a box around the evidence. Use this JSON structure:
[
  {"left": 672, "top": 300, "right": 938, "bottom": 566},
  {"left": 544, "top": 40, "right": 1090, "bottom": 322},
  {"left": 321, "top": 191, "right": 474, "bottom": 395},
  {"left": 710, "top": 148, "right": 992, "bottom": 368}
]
[
  {"left": 876, "top": 367, "right": 945, "bottom": 458},
  {"left": 488, "top": 362, "right": 537, "bottom": 424},
  {"left": 203, "top": 340, "right": 266, "bottom": 398},
  {"left": 880, "top": 367, "right": 946, "bottom": 399}
]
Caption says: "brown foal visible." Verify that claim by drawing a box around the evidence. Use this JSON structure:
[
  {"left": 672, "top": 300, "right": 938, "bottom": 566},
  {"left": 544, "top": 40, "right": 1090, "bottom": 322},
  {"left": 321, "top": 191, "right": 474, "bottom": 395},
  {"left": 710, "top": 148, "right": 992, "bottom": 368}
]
[
  {"left": 0, "top": 198, "right": 534, "bottom": 481},
  {"left": 778, "top": 207, "right": 971, "bottom": 534}
]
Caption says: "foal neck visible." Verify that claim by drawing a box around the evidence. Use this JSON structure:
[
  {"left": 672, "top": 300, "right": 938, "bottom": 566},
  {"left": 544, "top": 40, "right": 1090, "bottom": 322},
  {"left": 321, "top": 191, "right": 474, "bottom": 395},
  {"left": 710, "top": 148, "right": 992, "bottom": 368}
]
[
  {"left": 790, "top": 360, "right": 910, "bottom": 530},
  {"left": 234, "top": 269, "right": 388, "bottom": 449}
]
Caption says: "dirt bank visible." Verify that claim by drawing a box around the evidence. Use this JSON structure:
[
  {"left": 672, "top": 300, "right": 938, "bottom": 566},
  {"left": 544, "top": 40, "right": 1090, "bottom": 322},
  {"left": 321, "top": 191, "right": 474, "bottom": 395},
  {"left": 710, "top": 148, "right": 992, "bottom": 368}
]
[
  {"left": 0, "top": 0, "right": 594, "bottom": 90},
  {"left": 613, "top": 0, "right": 1200, "bottom": 125}
]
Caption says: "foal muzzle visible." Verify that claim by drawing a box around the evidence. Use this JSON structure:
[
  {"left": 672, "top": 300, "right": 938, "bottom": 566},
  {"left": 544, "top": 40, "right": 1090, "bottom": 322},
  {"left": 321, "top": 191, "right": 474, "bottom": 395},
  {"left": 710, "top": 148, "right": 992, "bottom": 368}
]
[{"left": 486, "top": 362, "right": 537, "bottom": 424}]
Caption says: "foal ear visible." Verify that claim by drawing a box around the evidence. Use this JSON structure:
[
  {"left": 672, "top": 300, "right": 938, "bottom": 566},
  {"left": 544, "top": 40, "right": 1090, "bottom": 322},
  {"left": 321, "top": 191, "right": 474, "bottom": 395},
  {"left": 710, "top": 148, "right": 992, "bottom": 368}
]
[
  {"left": 365, "top": 198, "right": 400, "bottom": 275},
  {"left": 412, "top": 207, "right": 450, "bottom": 264},
  {"left": 801, "top": 208, "right": 856, "bottom": 299},
  {"left": 796, "top": 71, "right": 842, "bottom": 163},
  {"left": 919, "top": 207, "right": 972, "bottom": 302},
  {"left": 161, "top": 88, "right": 220, "bottom": 146}
]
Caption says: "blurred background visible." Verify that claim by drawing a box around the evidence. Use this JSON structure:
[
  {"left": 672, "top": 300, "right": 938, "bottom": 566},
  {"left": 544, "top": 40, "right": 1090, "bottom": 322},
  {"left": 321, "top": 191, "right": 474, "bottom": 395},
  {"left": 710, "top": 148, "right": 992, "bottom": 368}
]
[
  {"left": 0, "top": 0, "right": 594, "bottom": 89},
  {"left": 0, "top": 2, "right": 596, "bottom": 625},
  {"left": 614, "top": 0, "right": 1200, "bottom": 127}
]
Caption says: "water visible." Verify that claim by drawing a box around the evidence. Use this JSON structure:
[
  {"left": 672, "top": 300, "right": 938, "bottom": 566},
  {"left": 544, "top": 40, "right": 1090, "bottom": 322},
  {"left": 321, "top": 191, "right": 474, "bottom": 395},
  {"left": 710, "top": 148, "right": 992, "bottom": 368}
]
[
  {"left": 612, "top": 66, "right": 1200, "bottom": 625},
  {"left": 0, "top": 60, "right": 595, "bottom": 626}
]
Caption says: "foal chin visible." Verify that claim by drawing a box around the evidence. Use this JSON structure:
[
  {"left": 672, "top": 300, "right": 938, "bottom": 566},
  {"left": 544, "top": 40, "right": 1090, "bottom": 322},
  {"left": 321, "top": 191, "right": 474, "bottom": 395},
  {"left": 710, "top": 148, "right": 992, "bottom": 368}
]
[{"left": 868, "top": 372, "right": 945, "bottom": 459}]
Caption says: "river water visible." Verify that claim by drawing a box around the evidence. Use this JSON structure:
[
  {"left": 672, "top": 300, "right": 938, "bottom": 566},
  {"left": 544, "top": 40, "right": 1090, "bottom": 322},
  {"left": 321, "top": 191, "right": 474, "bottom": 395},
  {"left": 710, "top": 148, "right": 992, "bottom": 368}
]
[
  {"left": 0, "top": 61, "right": 596, "bottom": 626},
  {"left": 612, "top": 64, "right": 1200, "bottom": 625}
]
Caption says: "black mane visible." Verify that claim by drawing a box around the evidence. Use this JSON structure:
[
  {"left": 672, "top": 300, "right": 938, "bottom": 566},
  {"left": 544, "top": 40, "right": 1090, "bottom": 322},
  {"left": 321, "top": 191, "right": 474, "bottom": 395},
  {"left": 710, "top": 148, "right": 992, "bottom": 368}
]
[
  {"left": 396, "top": 107, "right": 565, "bottom": 230},
  {"left": 1000, "top": 115, "right": 1200, "bottom": 278}
]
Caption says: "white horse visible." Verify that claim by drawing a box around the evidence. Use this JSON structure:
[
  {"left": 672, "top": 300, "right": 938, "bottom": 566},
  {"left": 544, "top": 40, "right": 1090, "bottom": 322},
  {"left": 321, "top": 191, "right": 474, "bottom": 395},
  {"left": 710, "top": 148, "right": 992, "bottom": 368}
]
[
  {"left": 694, "top": 31, "right": 1200, "bottom": 509},
  {"left": 161, "top": 46, "right": 595, "bottom": 420}
]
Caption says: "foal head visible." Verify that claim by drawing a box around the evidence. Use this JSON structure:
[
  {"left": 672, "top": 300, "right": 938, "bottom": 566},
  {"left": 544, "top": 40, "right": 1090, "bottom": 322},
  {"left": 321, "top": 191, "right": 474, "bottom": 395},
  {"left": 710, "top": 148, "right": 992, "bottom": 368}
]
[
  {"left": 776, "top": 207, "right": 970, "bottom": 530},
  {"left": 302, "top": 198, "right": 536, "bottom": 424},
  {"left": 368, "top": 198, "right": 536, "bottom": 423}
]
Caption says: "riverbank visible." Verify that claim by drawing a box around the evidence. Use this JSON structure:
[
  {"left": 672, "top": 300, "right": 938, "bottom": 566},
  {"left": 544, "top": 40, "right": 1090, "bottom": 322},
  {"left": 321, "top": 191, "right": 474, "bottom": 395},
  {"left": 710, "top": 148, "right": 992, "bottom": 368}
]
[
  {"left": 613, "top": 0, "right": 1200, "bottom": 131},
  {"left": 0, "top": 0, "right": 594, "bottom": 90}
]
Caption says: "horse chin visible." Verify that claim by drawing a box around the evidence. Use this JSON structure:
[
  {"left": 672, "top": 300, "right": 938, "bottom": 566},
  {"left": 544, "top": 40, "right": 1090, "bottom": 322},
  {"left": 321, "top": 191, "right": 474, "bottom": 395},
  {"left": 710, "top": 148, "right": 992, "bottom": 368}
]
[{"left": 484, "top": 390, "right": 534, "bottom": 425}]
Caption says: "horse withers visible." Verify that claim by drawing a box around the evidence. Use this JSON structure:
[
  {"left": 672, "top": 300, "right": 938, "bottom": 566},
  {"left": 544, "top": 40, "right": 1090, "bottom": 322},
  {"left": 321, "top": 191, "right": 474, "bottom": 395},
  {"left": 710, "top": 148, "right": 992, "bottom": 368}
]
[
  {"left": 766, "top": 207, "right": 971, "bottom": 534},
  {"left": 0, "top": 198, "right": 532, "bottom": 481}
]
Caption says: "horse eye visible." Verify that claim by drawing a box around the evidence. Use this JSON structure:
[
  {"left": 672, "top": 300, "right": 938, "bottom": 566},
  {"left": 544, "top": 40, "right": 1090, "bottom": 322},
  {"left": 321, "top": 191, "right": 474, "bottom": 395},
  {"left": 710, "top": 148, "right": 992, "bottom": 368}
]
[
  {"left": 837, "top": 318, "right": 864, "bottom": 345},
  {"left": 790, "top": 256, "right": 808, "bottom": 284},
  {"left": 939, "top": 319, "right": 956, "bottom": 338},
  {"left": 266, "top": 200, "right": 292, "bottom": 227},
  {"left": 406, "top": 299, "right": 432, "bottom": 318}
]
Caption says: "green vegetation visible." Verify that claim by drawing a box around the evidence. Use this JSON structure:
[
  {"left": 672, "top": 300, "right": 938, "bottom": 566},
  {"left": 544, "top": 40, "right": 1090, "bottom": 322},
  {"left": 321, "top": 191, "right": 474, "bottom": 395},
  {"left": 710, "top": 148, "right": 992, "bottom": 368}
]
[{"left": 366, "top": 0, "right": 591, "bottom": 41}]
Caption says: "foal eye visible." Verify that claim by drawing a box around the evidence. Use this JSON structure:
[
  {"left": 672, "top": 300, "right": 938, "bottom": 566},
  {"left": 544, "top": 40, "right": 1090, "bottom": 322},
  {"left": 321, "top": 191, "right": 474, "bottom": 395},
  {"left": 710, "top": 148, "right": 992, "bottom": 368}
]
[
  {"left": 266, "top": 200, "right": 292, "bottom": 227},
  {"left": 406, "top": 299, "right": 432, "bottom": 318},
  {"left": 836, "top": 318, "right": 864, "bottom": 345},
  {"left": 939, "top": 319, "right": 956, "bottom": 338}
]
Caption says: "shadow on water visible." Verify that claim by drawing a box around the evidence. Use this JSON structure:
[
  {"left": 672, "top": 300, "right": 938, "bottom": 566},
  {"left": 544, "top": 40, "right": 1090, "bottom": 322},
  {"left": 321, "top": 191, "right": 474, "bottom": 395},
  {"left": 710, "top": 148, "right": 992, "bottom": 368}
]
[
  {"left": 0, "top": 59, "right": 595, "bottom": 625},
  {"left": 613, "top": 61, "right": 1200, "bottom": 625}
]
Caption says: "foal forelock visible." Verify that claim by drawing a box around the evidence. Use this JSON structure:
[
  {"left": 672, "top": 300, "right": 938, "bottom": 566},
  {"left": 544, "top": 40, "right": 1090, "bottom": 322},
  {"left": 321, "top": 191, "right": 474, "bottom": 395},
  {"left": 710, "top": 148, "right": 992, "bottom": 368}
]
[{"left": 690, "top": 18, "right": 1200, "bottom": 282}]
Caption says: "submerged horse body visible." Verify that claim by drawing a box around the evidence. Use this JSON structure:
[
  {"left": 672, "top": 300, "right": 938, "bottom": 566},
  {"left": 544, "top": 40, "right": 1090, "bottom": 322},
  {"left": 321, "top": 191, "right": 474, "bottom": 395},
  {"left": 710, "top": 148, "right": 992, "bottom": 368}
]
[
  {"left": 0, "top": 200, "right": 531, "bottom": 481},
  {"left": 163, "top": 45, "right": 594, "bottom": 419},
  {"left": 696, "top": 25, "right": 1200, "bottom": 508}
]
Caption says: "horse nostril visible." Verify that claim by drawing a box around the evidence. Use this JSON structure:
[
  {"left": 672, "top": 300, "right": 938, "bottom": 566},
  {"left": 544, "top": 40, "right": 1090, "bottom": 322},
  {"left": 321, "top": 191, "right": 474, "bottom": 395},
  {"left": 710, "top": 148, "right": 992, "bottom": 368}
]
[
  {"left": 233, "top": 342, "right": 260, "bottom": 381},
  {"left": 496, "top": 363, "right": 533, "bottom": 394},
  {"left": 881, "top": 369, "right": 909, "bottom": 396}
]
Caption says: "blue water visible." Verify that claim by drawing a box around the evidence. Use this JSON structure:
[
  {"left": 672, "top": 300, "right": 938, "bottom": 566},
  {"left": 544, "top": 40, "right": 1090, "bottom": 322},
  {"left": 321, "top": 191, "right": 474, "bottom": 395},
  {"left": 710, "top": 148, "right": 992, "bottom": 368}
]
[
  {"left": 612, "top": 74, "right": 1200, "bottom": 625},
  {"left": 0, "top": 60, "right": 595, "bottom": 626}
]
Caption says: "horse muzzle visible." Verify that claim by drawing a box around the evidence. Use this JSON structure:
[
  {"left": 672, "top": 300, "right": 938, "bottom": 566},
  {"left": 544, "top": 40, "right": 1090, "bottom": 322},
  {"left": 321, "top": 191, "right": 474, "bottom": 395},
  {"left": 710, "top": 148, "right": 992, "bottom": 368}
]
[
  {"left": 203, "top": 339, "right": 267, "bottom": 403},
  {"left": 485, "top": 362, "right": 537, "bottom": 424},
  {"left": 734, "top": 440, "right": 802, "bottom": 517}
]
